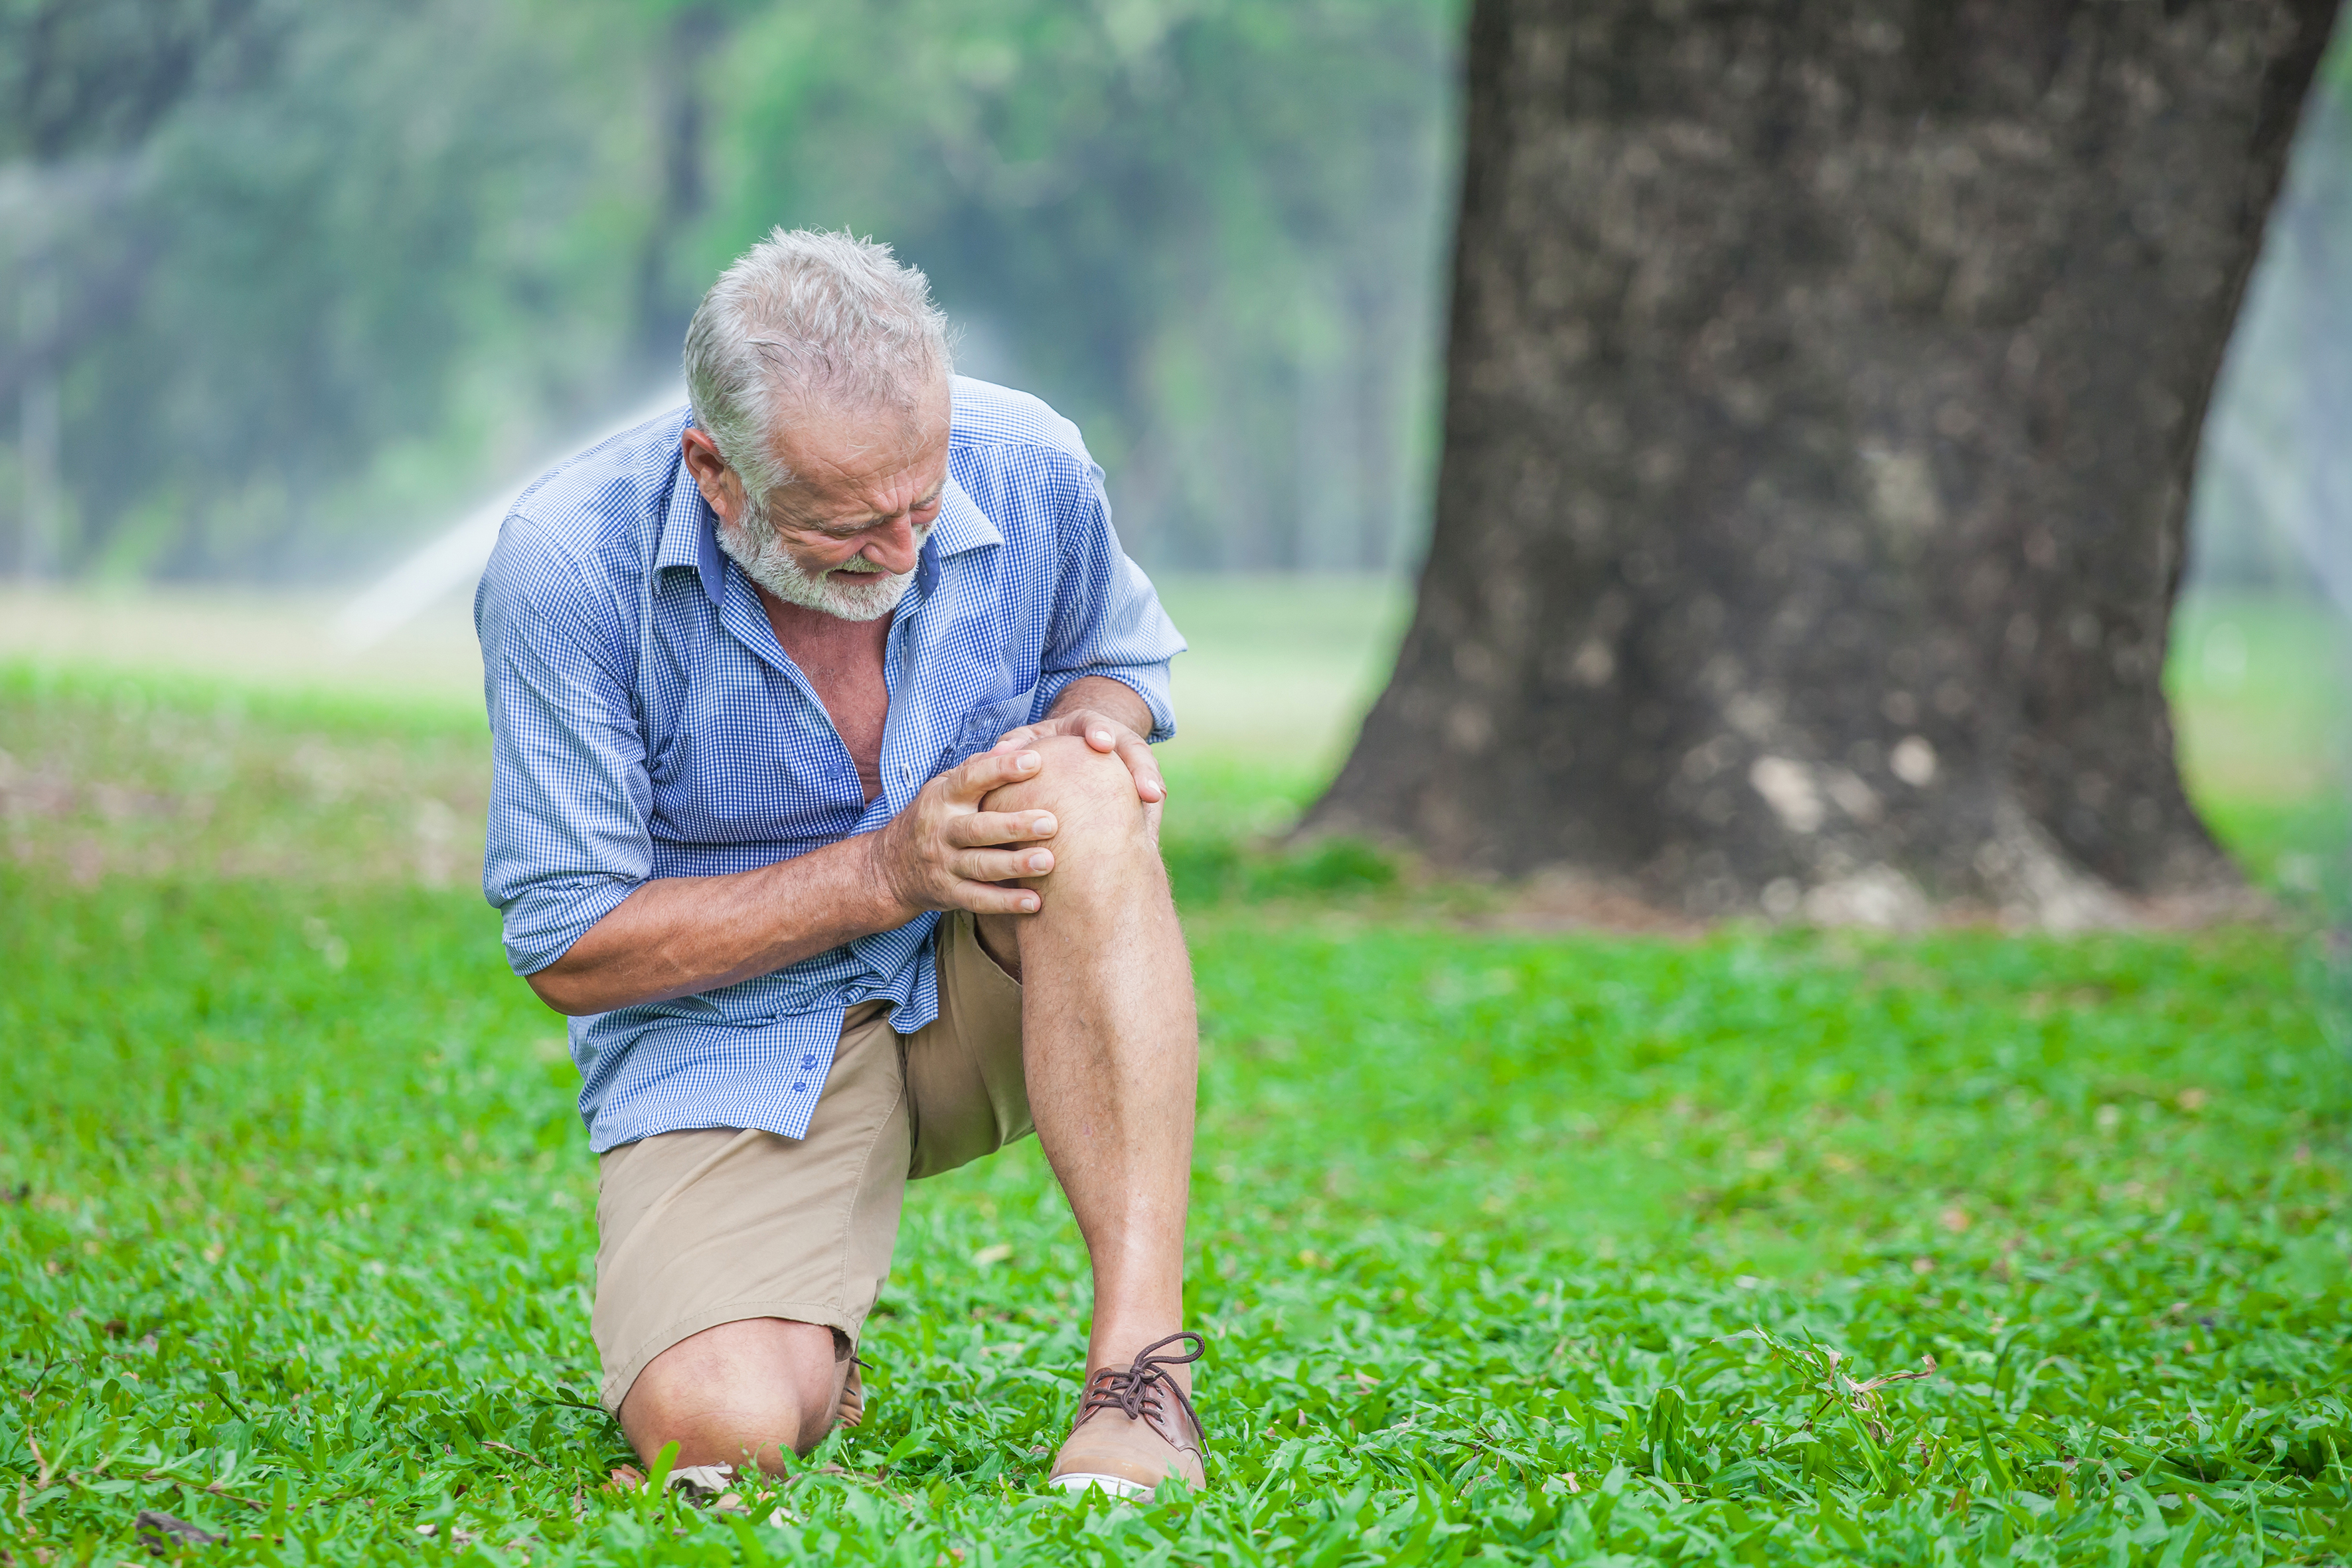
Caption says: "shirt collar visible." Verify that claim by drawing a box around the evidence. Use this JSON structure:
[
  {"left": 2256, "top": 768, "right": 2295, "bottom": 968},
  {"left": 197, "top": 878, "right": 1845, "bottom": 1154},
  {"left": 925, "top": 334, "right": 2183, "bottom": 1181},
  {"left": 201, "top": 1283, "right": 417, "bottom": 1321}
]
[
  {"left": 652, "top": 417, "right": 728, "bottom": 605},
  {"left": 913, "top": 477, "right": 1000, "bottom": 598},
  {"left": 927, "top": 475, "right": 1002, "bottom": 558}
]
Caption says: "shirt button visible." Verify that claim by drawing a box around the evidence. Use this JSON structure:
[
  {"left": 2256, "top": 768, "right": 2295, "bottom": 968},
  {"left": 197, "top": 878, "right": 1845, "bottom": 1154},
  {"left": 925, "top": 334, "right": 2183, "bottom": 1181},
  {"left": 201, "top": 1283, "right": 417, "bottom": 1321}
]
[
  {"left": 793, "top": 1082, "right": 808, "bottom": 1093},
  {"left": 799, "top": 1055, "right": 815, "bottom": 1069}
]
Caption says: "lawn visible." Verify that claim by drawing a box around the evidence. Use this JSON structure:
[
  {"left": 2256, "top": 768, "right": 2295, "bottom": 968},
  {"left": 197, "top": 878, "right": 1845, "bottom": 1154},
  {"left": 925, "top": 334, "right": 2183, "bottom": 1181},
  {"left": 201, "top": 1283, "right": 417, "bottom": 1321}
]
[{"left": 2, "top": 585, "right": 2349, "bottom": 1566}]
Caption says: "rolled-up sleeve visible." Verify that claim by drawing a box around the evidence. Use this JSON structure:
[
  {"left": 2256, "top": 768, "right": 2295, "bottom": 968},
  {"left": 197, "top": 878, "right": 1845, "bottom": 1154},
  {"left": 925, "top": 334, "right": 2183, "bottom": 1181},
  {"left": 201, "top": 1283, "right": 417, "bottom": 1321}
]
[
  {"left": 475, "top": 516, "right": 652, "bottom": 977},
  {"left": 1033, "top": 461, "right": 1186, "bottom": 741}
]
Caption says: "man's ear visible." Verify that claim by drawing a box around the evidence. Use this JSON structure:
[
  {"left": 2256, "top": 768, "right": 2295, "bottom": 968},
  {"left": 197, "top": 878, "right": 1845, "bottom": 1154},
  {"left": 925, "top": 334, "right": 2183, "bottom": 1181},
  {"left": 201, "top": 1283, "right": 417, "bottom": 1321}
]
[{"left": 680, "top": 429, "right": 742, "bottom": 525}]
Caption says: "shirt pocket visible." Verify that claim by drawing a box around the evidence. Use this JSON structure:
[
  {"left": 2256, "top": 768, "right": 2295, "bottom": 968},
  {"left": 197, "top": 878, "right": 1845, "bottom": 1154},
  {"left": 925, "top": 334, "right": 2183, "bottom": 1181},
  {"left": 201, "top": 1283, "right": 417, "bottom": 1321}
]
[{"left": 933, "top": 690, "right": 1038, "bottom": 779}]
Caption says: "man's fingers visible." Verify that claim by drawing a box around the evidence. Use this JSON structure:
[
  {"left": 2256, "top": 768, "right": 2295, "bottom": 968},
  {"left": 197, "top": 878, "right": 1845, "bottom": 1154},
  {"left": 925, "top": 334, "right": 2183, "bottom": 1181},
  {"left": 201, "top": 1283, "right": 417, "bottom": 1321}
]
[
  {"left": 945, "top": 809, "right": 1058, "bottom": 848},
  {"left": 1046, "top": 707, "right": 1163, "bottom": 802},
  {"left": 955, "top": 846, "right": 1054, "bottom": 882},
  {"left": 990, "top": 726, "right": 1042, "bottom": 753},
  {"left": 949, "top": 746, "right": 1042, "bottom": 800},
  {"left": 1115, "top": 732, "right": 1168, "bottom": 803},
  {"left": 947, "top": 878, "right": 1042, "bottom": 916}
]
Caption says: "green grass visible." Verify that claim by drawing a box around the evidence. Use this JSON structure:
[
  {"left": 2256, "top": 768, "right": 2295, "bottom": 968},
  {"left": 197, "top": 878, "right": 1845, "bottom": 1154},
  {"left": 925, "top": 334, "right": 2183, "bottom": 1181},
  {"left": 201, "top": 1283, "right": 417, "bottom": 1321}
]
[
  {"left": 2166, "top": 591, "right": 2347, "bottom": 809},
  {"left": 0, "top": 666, "right": 490, "bottom": 892},
  {"left": 3, "top": 620, "right": 2351, "bottom": 1565},
  {"left": 2164, "top": 590, "right": 2350, "bottom": 898},
  {"left": 1151, "top": 574, "right": 1410, "bottom": 771}
]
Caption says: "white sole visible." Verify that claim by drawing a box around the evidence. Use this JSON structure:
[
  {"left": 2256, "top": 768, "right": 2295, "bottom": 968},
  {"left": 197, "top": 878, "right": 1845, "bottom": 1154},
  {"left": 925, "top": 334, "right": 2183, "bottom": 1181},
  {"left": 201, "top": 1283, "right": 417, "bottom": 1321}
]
[{"left": 1048, "top": 1472, "right": 1156, "bottom": 1501}]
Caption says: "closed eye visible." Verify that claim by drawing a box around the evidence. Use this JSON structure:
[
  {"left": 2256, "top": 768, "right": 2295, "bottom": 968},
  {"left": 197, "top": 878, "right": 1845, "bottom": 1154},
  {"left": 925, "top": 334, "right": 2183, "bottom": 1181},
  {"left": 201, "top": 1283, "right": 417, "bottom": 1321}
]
[{"left": 799, "top": 481, "right": 946, "bottom": 540}]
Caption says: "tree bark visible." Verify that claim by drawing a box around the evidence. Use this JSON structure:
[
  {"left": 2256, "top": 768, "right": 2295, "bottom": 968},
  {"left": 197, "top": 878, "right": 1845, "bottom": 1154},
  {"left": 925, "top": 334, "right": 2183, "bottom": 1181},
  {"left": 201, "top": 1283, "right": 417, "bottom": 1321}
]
[{"left": 1310, "top": 0, "right": 2343, "bottom": 927}]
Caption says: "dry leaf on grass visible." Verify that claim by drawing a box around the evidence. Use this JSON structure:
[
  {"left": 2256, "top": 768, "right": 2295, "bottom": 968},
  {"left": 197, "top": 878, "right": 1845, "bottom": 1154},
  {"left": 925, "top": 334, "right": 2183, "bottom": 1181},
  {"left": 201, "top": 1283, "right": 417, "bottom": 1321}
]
[{"left": 135, "top": 1509, "right": 221, "bottom": 1554}]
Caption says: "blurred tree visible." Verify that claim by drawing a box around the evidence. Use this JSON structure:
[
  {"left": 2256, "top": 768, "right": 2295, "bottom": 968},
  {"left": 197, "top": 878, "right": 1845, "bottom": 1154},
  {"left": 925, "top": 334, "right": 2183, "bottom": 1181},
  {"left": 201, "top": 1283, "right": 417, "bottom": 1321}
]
[
  {"left": 2, "top": 0, "right": 632, "bottom": 580},
  {"left": 1312, "top": 0, "right": 2343, "bottom": 925},
  {"left": 629, "top": 0, "right": 734, "bottom": 373},
  {"left": 2, "top": 0, "right": 256, "bottom": 576},
  {"left": 0, "top": 0, "right": 253, "bottom": 161},
  {"left": 2, "top": 0, "right": 1459, "bottom": 581},
  {"left": 697, "top": 0, "right": 1457, "bottom": 570}
]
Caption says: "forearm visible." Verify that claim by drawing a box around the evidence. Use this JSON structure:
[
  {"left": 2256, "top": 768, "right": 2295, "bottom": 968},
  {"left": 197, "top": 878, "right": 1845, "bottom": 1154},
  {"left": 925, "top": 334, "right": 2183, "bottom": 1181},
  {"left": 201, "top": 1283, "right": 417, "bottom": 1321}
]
[
  {"left": 1050, "top": 674, "right": 1155, "bottom": 737},
  {"left": 530, "top": 700, "right": 1115, "bottom": 1017},
  {"left": 526, "top": 834, "right": 911, "bottom": 1016}
]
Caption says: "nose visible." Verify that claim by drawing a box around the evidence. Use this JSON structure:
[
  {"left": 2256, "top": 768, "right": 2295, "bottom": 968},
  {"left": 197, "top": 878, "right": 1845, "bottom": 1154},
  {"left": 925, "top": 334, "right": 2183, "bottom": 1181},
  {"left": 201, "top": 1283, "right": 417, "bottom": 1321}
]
[{"left": 855, "top": 516, "right": 923, "bottom": 576}]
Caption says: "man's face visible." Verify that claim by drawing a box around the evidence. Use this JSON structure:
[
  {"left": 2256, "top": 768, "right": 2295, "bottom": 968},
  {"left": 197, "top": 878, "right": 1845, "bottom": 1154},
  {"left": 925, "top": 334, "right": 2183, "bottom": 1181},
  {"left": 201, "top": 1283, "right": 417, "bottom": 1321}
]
[
  {"left": 761, "top": 388, "right": 951, "bottom": 576},
  {"left": 684, "top": 382, "right": 952, "bottom": 621}
]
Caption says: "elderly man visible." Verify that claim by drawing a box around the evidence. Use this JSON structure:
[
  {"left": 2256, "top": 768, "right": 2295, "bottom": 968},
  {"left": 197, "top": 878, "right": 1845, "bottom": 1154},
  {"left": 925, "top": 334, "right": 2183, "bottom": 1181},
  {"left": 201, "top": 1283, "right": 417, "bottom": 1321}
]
[{"left": 474, "top": 229, "right": 1204, "bottom": 1498}]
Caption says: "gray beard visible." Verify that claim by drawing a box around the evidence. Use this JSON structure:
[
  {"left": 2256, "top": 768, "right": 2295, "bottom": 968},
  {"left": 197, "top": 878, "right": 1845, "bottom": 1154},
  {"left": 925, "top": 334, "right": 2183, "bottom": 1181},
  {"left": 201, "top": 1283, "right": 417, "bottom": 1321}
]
[{"left": 718, "top": 505, "right": 926, "bottom": 622}]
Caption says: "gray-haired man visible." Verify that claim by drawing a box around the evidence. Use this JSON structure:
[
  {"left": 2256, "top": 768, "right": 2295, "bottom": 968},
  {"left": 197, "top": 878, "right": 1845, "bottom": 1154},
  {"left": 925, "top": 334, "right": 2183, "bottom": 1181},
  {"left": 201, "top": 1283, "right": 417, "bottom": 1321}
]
[{"left": 475, "top": 229, "right": 1206, "bottom": 1496}]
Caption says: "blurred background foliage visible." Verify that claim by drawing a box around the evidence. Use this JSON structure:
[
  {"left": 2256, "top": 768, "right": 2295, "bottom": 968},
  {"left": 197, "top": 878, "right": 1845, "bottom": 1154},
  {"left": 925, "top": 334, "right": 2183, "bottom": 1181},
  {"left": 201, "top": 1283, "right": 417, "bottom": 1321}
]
[
  {"left": 0, "top": 0, "right": 1457, "bottom": 582},
  {"left": 1, "top": 0, "right": 2345, "bottom": 604},
  {"left": 2195, "top": 42, "right": 2352, "bottom": 613}
]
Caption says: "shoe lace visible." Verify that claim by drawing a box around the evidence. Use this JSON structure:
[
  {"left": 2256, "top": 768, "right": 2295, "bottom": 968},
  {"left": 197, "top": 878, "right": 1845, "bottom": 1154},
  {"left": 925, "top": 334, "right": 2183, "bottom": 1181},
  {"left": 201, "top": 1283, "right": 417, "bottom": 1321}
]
[{"left": 1079, "top": 1332, "right": 1205, "bottom": 1438}]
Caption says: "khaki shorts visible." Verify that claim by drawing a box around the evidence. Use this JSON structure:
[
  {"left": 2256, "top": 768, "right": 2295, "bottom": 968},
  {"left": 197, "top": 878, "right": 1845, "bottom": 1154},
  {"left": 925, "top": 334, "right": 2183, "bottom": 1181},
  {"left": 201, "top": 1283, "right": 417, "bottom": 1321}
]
[{"left": 590, "top": 912, "right": 1030, "bottom": 1413}]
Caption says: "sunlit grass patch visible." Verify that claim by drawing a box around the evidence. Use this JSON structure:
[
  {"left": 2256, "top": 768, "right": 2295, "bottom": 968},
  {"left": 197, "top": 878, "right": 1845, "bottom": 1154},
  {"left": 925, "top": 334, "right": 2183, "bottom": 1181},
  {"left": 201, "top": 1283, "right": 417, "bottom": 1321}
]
[
  {"left": 0, "top": 665, "right": 489, "bottom": 889},
  {"left": 2166, "top": 590, "right": 2348, "bottom": 813}
]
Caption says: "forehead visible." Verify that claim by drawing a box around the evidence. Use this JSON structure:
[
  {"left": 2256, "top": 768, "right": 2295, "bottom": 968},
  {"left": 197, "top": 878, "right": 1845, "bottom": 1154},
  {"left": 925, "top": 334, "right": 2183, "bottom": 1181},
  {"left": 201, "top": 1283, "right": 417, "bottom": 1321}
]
[
  {"left": 777, "top": 387, "right": 946, "bottom": 473},
  {"left": 765, "top": 420, "right": 945, "bottom": 536}
]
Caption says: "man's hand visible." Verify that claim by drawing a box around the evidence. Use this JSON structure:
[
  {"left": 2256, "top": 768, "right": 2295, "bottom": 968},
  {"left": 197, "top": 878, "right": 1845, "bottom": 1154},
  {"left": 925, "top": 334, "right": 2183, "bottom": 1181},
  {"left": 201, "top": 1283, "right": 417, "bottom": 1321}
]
[
  {"left": 868, "top": 747, "right": 1065, "bottom": 919},
  {"left": 528, "top": 682, "right": 1166, "bottom": 1015},
  {"left": 988, "top": 677, "right": 1166, "bottom": 808}
]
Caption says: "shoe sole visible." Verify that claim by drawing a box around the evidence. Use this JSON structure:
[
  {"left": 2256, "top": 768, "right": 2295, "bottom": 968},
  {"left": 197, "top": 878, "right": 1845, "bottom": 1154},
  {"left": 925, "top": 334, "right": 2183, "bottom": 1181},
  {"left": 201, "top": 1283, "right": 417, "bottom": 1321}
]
[{"left": 1048, "top": 1472, "right": 1157, "bottom": 1502}]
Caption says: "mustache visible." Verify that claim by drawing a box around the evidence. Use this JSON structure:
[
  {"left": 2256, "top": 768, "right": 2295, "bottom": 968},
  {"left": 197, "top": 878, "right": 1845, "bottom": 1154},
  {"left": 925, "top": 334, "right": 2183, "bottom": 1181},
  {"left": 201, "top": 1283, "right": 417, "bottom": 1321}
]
[{"left": 823, "top": 520, "right": 933, "bottom": 576}]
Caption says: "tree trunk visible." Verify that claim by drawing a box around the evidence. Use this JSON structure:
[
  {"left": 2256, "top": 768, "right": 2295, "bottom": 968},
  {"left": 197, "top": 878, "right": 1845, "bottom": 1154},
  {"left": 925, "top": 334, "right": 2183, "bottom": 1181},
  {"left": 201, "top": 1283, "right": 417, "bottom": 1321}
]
[{"left": 1310, "top": 0, "right": 2342, "bottom": 927}]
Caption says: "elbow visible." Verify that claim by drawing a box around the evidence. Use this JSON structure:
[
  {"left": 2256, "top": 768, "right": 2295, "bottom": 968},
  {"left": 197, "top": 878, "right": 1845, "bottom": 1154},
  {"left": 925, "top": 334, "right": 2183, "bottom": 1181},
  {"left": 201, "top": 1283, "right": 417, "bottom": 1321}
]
[{"left": 526, "top": 966, "right": 597, "bottom": 1016}]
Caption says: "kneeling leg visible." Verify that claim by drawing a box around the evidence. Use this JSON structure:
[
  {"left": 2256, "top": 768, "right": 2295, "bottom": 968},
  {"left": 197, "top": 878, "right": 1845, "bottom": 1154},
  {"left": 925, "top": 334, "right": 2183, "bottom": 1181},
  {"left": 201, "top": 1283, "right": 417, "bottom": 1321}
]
[{"left": 617, "top": 1317, "right": 844, "bottom": 1474}]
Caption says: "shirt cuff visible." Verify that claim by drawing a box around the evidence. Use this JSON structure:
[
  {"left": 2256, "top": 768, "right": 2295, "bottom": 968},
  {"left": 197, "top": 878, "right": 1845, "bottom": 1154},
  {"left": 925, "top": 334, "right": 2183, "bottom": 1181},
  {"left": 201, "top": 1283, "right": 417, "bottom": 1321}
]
[
  {"left": 500, "top": 875, "right": 641, "bottom": 977},
  {"left": 1036, "top": 664, "right": 1175, "bottom": 743}
]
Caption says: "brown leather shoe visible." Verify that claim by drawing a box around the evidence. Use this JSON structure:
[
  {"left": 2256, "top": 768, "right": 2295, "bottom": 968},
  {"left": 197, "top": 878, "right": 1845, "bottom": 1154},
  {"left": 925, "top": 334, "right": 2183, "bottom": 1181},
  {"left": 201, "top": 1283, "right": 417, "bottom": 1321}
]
[{"left": 1048, "top": 1332, "right": 1207, "bottom": 1498}]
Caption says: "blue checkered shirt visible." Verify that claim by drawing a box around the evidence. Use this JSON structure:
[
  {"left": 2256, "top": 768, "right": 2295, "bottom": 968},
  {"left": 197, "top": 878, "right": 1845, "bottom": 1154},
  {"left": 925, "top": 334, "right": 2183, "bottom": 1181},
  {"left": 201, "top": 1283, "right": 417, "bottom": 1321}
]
[{"left": 475, "top": 378, "right": 1185, "bottom": 1152}]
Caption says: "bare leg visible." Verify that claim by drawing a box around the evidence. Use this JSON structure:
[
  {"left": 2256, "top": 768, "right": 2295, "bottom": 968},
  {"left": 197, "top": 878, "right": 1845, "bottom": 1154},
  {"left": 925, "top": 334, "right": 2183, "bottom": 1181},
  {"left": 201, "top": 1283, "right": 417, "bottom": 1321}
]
[
  {"left": 976, "top": 735, "right": 1199, "bottom": 1391},
  {"left": 617, "top": 1318, "right": 844, "bottom": 1474}
]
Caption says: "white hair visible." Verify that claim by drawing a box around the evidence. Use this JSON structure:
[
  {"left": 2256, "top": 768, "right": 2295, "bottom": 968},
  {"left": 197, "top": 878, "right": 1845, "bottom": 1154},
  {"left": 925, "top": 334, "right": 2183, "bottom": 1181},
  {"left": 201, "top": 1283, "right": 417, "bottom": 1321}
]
[{"left": 682, "top": 228, "right": 953, "bottom": 499}]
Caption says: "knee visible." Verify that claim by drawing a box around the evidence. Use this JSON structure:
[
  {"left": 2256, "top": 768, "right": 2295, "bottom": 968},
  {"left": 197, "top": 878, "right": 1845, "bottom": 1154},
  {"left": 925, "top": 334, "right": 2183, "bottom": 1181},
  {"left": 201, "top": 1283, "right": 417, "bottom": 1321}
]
[
  {"left": 622, "top": 1383, "right": 832, "bottom": 1472},
  {"left": 985, "top": 734, "right": 1148, "bottom": 842},
  {"left": 617, "top": 1320, "right": 840, "bottom": 1472}
]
